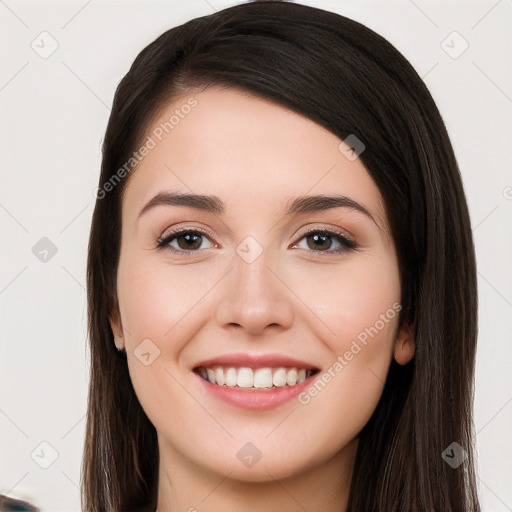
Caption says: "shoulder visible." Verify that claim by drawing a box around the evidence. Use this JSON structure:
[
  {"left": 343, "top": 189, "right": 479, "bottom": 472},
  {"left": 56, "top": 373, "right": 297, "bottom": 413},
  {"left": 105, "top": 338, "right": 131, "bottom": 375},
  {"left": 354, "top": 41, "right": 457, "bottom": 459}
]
[{"left": 0, "top": 494, "right": 39, "bottom": 511}]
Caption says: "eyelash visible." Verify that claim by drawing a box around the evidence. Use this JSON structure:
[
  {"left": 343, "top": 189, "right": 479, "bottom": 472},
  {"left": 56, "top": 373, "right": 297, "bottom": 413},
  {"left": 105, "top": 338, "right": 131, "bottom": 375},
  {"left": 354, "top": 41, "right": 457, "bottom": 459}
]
[{"left": 156, "top": 227, "right": 357, "bottom": 255}]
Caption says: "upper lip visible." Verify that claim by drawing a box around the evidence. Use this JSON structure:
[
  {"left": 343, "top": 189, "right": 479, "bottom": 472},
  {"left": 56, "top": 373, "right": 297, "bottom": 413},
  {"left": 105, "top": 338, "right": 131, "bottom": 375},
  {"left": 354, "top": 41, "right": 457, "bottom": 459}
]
[{"left": 193, "top": 353, "right": 319, "bottom": 370}]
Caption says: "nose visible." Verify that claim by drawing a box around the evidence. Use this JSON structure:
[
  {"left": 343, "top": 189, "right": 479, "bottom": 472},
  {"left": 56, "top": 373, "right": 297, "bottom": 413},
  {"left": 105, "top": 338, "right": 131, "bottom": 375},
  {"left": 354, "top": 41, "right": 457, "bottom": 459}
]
[{"left": 214, "top": 245, "right": 294, "bottom": 336}]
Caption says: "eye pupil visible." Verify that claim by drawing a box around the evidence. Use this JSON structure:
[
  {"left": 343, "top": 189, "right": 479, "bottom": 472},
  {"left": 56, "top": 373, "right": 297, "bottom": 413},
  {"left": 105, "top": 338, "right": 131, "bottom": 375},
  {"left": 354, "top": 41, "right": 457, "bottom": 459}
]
[
  {"left": 307, "top": 233, "right": 331, "bottom": 251},
  {"left": 178, "top": 233, "right": 202, "bottom": 250}
]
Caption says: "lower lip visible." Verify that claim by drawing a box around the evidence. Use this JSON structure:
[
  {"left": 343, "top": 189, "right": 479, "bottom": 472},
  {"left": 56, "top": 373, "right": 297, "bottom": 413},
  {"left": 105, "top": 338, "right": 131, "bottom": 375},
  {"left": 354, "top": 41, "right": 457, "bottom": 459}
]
[{"left": 195, "top": 372, "right": 315, "bottom": 410}]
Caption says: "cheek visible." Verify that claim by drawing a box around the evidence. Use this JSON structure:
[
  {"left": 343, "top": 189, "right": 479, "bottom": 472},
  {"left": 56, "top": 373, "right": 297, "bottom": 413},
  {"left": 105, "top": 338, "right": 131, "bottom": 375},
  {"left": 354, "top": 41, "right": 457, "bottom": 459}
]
[
  {"left": 295, "top": 250, "right": 401, "bottom": 355},
  {"left": 116, "top": 257, "right": 207, "bottom": 427},
  {"left": 290, "top": 253, "right": 400, "bottom": 449},
  {"left": 116, "top": 256, "right": 217, "bottom": 407},
  {"left": 338, "top": 262, "right": 400, "bottom": 358},
  {"left": 117, "top": 255, "right": 213, "bottom": 346}
]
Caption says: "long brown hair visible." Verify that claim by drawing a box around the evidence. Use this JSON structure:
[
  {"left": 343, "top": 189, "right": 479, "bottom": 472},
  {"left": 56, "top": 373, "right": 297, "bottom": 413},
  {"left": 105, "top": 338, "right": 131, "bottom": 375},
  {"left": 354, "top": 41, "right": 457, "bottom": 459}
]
[{"left": 82, "top": 1, "right": 480, "bottom": 510}]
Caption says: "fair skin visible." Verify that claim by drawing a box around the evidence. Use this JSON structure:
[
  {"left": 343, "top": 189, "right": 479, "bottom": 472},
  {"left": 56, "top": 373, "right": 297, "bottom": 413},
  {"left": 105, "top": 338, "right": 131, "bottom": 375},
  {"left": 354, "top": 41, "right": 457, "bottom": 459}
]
[{"left": 110, "top": 86, "right": 414, "bottom": 512}]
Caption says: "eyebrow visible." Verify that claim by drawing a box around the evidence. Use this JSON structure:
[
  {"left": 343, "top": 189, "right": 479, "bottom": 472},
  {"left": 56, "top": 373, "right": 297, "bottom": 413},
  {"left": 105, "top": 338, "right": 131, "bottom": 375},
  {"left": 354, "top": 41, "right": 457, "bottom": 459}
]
[{"left": 137, "top": 191, "right": 378, "bottom": 225}]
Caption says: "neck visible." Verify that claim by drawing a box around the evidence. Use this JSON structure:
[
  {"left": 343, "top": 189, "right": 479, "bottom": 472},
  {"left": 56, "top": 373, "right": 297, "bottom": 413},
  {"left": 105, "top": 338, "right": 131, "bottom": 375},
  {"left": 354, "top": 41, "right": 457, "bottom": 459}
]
[{"left": 156, "top": 437, "right": 357, "bottom": 512}]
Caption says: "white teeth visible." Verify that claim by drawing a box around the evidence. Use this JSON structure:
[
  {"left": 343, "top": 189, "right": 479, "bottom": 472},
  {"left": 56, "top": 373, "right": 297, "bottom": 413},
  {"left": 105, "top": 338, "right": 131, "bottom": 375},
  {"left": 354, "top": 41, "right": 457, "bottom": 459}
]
[
  {"left": 237, "top": 367, "right": 253, "bottom": 388},
  {"left": 286, "top": 368, "right": 297, "bottom": 386},
  {"left": 253, "top": 368, "right": 273, "bottom": 389},
  {"left": 215, "top": 367, "right": 225, "bottom": 386},
  {"left": 225, "top": 367, "right": 237, "bottom": 387},
  {"left": 198, "top": 365, "right": 315, "bottom": 389},
  {"left": 272, "top": 367, "right": 287, "bottom": 387},
  {"left": 206, "top": 368, "right": 216, "bottom": 385}
]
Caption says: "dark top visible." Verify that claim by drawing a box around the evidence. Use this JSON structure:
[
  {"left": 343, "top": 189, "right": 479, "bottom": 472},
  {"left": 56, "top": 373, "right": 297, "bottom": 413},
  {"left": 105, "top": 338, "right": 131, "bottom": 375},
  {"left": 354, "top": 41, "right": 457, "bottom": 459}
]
[
  {"left": 0, "top": 494, "right": 39, "bottom": 512},
  {"left": 0, "top": 494, "right": 158, "bottom": 511}
]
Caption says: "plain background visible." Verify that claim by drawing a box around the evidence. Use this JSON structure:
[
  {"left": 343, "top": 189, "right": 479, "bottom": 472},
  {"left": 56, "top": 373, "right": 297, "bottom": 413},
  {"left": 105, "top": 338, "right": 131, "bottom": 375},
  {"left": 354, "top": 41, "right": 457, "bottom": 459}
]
[{"left": 1, "top": 0, "right": 511, "bottom": 510}]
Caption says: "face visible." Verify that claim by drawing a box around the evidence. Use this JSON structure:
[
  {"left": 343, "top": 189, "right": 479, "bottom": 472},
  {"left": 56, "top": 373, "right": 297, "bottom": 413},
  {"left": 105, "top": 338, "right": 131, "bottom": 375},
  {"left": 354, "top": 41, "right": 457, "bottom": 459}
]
[{"left": 111, "top": 86, "right": 414, "bottom": 483}]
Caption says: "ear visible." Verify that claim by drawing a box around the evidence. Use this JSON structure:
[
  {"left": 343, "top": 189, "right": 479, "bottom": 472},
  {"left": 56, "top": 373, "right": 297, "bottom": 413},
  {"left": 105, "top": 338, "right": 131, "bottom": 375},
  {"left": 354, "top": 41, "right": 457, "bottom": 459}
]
[
  {"left": 393, "top": 320, "right": 415, "bottom": 365},
  {"left": 109, "top": 309, "right": 125, "bottom": 351}
]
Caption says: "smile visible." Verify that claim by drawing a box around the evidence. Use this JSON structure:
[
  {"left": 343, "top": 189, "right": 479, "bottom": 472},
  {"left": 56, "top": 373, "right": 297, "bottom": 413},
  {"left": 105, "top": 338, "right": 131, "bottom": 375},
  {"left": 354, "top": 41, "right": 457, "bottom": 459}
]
[{"left": 195, "top": 366, "right": 319, "bottom": 389}]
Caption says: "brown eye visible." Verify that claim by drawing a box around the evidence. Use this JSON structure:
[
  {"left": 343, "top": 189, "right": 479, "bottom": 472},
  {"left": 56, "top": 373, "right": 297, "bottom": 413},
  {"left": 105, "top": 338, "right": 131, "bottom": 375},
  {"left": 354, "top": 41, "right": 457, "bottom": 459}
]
[
  {"left": 294, "top": 229, "right": 356, "bottom": 254},
  {"left": 157, "top": 229, "right": 214, "bottom": 253}
]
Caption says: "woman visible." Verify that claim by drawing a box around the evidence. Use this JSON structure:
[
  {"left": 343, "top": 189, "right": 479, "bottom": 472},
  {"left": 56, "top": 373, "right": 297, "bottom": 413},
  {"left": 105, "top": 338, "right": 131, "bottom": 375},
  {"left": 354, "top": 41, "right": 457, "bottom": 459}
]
[{"left": 82, "top": 1, "right": 480, "bottom": 510}]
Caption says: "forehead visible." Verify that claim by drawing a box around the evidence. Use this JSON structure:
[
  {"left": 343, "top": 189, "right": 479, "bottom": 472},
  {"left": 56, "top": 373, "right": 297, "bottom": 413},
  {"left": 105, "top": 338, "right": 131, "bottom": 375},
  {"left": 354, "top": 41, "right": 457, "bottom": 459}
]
[{"left": 122, "top": 86, "right": 388, "bottom": 231}]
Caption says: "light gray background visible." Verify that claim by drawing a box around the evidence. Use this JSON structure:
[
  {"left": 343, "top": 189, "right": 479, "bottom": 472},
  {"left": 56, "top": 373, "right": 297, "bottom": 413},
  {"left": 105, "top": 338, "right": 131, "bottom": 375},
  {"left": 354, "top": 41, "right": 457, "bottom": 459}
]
[{"left": 1, "top": 0, "right": 511, "bottom": 510}]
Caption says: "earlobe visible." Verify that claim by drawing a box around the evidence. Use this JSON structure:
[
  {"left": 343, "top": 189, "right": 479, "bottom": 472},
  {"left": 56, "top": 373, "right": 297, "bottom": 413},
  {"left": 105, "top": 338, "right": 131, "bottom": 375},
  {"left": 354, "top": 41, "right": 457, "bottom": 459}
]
[
  {"left": 394, "top": 322, "right": 415, "bottom": 365},
  {"left": 109, "top": 311, "right": 125, "bottom": 351},
  {"left": 114, "top": 335, "right": 125, "bottom": 352}
]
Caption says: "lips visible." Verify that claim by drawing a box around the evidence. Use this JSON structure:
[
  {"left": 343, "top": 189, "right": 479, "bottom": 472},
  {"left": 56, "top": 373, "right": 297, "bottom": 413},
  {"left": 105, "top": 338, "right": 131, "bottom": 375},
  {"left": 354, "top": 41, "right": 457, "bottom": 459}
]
[
  {"left": 193, "top": 352, "right": 319, "bottom": 371},
  {"left": 194, "top": 354, "right": 320, "bottom": 405}
]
